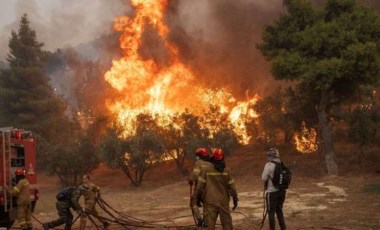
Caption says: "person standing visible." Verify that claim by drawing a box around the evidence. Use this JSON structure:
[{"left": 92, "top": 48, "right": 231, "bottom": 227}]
[
  {"left": 42, "top": 187, "right": 83, "bottom": 230},
  {"left": 79, "top": 174, "right": 109, "bottom": 229},
  {"left": 194, "top": 148, "right": 238, "bottom": 230},
  {"left": 262, "top": 148, "right": 286, "bottom": 230},
  {"left": 187, "top": 148, "right": 213, "bottom": 227},
  {"left": 6, "top": 169, "right": 32, "bottom": 230}
]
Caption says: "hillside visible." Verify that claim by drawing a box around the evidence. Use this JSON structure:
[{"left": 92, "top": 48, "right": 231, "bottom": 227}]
[{"left": 32, "top": 146, "right": 380, "bottom": 230}]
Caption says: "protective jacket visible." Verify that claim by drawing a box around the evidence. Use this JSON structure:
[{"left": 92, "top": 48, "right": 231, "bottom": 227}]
[
  {"left": 80, "top": 182, "right": 100, "bottom": 210},
  {"left": 189, "top": 159, "right": 213, "bottom": 185},
  {"left": 8, "top": 178, "right": 31, "bottom": 205},
  {"left": 194, "top": 164, "right": 238, "bottom": 230},
  {"left": 197, "top": 166, "right": 238, "bottom": 205},
  {"left": 8, "top": 178, "right": 32, "bottom": 229},
  {"left": 189, "top": 158, "right": 213, "bottom": 221},
  {"left": 79, "top": 182, "right": 108, "bottom": 229}
]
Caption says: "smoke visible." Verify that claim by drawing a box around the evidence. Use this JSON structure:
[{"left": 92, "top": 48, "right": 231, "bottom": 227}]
[
  {"left": 2, "top": 0, "right": 380, "bottom": 110},
  {"left": 0, "top": 0, "right": 128, "bottom": 61},
  {"left": 164, "top": 0, "right": 285, "bottom": 99},
  {"left": 164, "top": 0, "right": 380, "bottom": 99}
]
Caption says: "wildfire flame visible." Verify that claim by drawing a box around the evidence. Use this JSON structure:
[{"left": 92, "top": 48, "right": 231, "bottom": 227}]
[
  {"left": 104, "top": 0, "right": 258, "bottom": 143},
  {"left": 294, "top": 123, "right": 318, "bottom": 153}
]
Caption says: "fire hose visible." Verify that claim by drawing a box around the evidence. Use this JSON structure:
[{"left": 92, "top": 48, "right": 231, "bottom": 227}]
[
  {"left": 258, "top": 187, "right": 267, "bottom": 230},
  {"left": 94, "top": 194, "right": 197, "bottom": 229},
  {"left": 30, "top": 192, "right": 248, "bottom": 229},
  {"left": 189, "top": 183, "right": 199, "bottom": 228}
]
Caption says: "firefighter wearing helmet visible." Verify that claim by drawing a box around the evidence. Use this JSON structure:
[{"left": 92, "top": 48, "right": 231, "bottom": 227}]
[
  {"left": 187, "top": 148, "right": 213, "bottom": 227},
  {"left": 188, "top": 148, "right": 212, "bottom": 186},
  {"left": 194, "top": 148, "right": 239, "bottom": 230},
  {"left": 6, "top": 169, "right": 32, "bottom": 230}
]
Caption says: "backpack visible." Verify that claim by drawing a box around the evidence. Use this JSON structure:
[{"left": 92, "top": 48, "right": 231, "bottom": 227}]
[
  {"left": 271, "top": 161, "right": 291, "bottom": 189},
  {"left": 56, "top": 187, "right": 75, "bottom": 201}
]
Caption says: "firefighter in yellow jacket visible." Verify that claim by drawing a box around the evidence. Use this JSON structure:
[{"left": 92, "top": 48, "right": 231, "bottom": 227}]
[
  {"left": 194, "top": 148, "right": 239, "bottom": 230},
  {"left": 6, "top": 169, "right": 32, "bottom": 230},
  {"left": 187, "top": 148, "right": 213, "bottom": 226},
  {"left": 79, "top": 174, "right": 109, "bottom": 229}
]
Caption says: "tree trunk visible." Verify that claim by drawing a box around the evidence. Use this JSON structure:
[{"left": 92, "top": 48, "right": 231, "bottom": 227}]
[
  {"left": 121, "top": 164, "right": 139, "bottom": 187},
  {"left": 317, "top": 90, "right": 338, "bottom": 175},
  {"left": 358, "top": 142, "right": 364, "bottom": 170}
]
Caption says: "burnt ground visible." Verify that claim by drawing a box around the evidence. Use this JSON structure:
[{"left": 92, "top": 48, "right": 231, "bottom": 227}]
[{"left": 26, "top": 145, "right": 380, "bottom": 230}]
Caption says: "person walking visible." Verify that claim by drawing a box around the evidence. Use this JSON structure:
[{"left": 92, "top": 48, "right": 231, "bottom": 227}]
[
  {"left": 188, "top": 148, "right": 213, "bottom": 227},
  {"left": 79, "top": 174, "right": 109, "bottom": 229},
  {"left": 42, "top": 187, "right": 84, "bottom": 230},
  {"left": 6, "top": 169, "right": 32, "bottom": 230},
  {"left": 262, "top": 148, "right": 287, "bottom": 230},
  {"left": 194, "top": 148, "right": 238, "bottom": 230}
]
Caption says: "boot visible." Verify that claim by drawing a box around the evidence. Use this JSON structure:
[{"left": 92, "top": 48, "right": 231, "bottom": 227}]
[
  {"left": 42, "top": 223, "right": 49, "bottom": 230},
  {"left": 103, "top": 221, "right": 109, "bottom": 229}
]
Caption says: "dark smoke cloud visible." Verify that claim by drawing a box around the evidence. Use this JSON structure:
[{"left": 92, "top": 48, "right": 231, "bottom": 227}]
[
  {"left": 164, "top": 0, "right": 380, "bottom": 99},
  {"left": 2, "top": 0, "right": 380, "bottom": 108},
  {"left": 165, "top": 0, "right": 285, "bottom": 99},
  {"left": 46, "top": 32, "right": 121, "bottom": 116}
]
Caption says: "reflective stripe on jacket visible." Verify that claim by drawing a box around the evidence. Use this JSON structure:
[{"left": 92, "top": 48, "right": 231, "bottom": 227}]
[{"left": 195, "top": 166, "right": 238, "bottom": 206}]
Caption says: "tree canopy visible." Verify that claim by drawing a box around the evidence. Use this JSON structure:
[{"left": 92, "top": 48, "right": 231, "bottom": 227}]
[
  {"left": 258, "top": 0, "right": 380, "bottom": 175},
  {"left": 0, "top": 14, "right": 67, "bottom": 139}
]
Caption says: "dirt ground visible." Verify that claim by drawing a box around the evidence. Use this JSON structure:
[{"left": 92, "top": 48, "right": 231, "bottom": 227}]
[{"left": 25, "top": 147, "right": 380, "bottom": 230}]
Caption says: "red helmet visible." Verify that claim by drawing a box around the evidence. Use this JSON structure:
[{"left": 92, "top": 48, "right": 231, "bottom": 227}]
[
  {"left": 211, "top": 148, "right": 224, "bottom": 160},
  {"left": 15, "top": 169, "right": 25, "bottom": 176},
  {"left": 195, "top": 148, "right": 209, "bottom": 157}
]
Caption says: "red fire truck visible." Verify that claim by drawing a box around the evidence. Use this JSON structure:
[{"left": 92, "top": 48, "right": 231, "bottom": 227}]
[{"left": 0, "top": 127, "right": 39, "bottom": 228}]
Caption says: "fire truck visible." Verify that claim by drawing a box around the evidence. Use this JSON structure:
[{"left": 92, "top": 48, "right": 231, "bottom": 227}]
[{"left": 0, "top": 127, "right": 39, "bottom": 228}]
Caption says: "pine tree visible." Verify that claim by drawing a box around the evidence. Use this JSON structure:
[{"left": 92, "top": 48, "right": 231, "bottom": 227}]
[
  {"left": 0, "top": 14, "right": 67, "bottom": 139},
  {"left": 258, "top": 0, "right": 380, "bottom": 175}
]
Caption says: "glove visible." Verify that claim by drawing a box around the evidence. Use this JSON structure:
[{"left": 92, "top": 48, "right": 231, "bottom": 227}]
[
  {"left": 77, "top": 207, "right": 85, "bottom": 215},
  {"left": 187, "top": 179, "right": 193, "bottom": 186},
  {"left": 197, "top": 218, "right": 205, "bottom": 227},
  {"left": 196, "top": 200, "right": 202, "bottom": 207},
  {"left": 232, "top": 198, "right": 238, "bottom": 211}
]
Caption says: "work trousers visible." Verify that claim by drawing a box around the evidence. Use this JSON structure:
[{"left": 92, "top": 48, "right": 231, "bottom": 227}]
[
  {"left": 266, "top": 189, "right": 286, "bottom": 230},
  {"left": 17, "top": 204, "right": 32, "bottom": 229},
  {"left": 80, "top": 203, "right": 108, "bottom": 229},
  {"left": 204, "top": 203, "right": 233, "bottom": 230},
  {"left": 45, "top": 203, "right": 73, "bottom": 230}
]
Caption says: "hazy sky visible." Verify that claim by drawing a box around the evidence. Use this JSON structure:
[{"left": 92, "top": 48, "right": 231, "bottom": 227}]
[
  {"left": 0, "top": 0, "right": 285, "bottom": 97},
  {"left": 0, "top": 0, "right": 128, "bottom": 60}
]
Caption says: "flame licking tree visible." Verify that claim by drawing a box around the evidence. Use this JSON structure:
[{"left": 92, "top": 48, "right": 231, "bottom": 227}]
[
  {"left": 104, "top": 0, "right": 258, "bottom": 143},
  {"left": 294, "top": 122, "right": 318, "bottom": 154}
]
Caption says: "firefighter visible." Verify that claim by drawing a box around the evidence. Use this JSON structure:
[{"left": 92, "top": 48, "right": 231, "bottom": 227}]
[
  {"left": 42, "top": 187, "right": 84, "bottom": 230},
  {"left": 187, "top": 148, "right": 213, "bottom": 226},
  {"left": 194, "top": 148, "right": 239, "bottom": 230},
  {"left": 6, "top": 169, "right": 32, "bottom": 230},
  {"left": 79, "top": 174, "right": 109, "bottom": 229}
]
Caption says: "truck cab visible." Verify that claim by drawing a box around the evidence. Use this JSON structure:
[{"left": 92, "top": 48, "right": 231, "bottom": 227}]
[{"left": 0, "top": 127, "right": 39, "bottom": 228}]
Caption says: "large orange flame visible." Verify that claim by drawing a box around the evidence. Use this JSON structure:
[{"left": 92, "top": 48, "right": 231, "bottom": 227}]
[
  {"left": 294, "top": 122, "right": 318, "bottom": 153},
  {"left": 104, "top": 0, "right": 258, "bottom": 143}
]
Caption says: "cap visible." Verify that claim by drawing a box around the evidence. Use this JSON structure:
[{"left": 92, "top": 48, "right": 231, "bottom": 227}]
[{"left": 266, "top": 148, "right": 280, "bottom": 158}]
